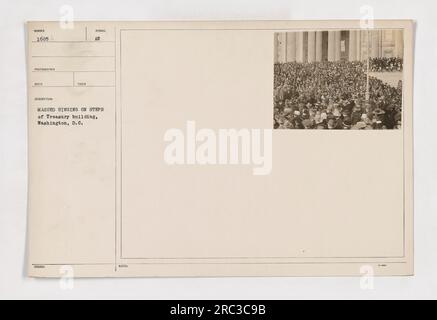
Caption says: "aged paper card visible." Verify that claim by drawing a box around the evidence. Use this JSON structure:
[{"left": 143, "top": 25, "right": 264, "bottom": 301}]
[{"left": 27, "top": 20, "right": 414, "bottom": 277}]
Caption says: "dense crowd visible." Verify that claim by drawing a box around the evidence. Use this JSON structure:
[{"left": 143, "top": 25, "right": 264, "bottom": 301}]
[
  {"left": 369, "top": 57, "right": 403, "bottom": 72},
  {"left": 274, "top": 61, "right": 403, "bottom": 130}
]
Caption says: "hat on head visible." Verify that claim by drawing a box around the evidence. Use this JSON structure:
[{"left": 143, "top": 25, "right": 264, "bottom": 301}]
[
  {"left": 354, "top": 122, "right": 367, "bottom": 130},
  {"left": 373, "top": 108, "right": 385, "bottom": 115},
  {"left": 302, "top": 119, "right": 312, "bottom": 128}
]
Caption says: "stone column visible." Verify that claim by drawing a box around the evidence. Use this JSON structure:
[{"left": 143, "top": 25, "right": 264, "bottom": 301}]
[
  {"left": 362, "top": 30, "right": 370, "bottom": 60},
  {"left": 334, "top": 31, "right": 341, "bottom": 61},
  {"left": 348, "top": 30, "right": 357, "bottom": 61},
  {"left": 356, "top": 30, "right": 362, "bottom": 61},
  {"left": 379, "top": 30, "right": 383, "bottom": 57},
  {"left": 328, "top": 31, "right": 336, "bottom": 62},
  {"left": 307, "top": 31, "right": 316, "bottom": 63},
  {"left": 296, "top": 32, "right": 305, "bottom": 63},
  {"left": 371, "top": 30, "right": 380, "bottom": 58},
  {"left": 286, "top": 32, "right": 296, "bottom": 62},
  {"left": 395, "top": 29, "right": 404, "bottom": 58},
  {"left": 274, "top": 34, "right": 279, "bottom": 63},
  {"left": 315, "top": 31, "right": 323, "bottom": 62},
  {"left": 277, "top": 33, "right": 287, "bottom": 63}
]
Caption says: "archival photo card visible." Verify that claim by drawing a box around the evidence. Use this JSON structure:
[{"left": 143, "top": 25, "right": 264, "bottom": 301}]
[{"left": 26, "top": 20, "right": 414, "bottom": 278}]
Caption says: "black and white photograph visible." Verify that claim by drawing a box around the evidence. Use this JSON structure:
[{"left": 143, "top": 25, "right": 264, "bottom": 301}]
[{"left": 274, "top": 30, "right": 404, "bottom": 130}]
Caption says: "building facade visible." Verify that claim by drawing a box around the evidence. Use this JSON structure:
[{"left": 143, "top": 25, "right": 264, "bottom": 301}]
[{"left": 274, "top": 30, "right": 404, "bottom": 63}]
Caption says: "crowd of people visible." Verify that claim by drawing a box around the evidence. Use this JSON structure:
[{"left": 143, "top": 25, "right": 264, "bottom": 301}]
[
  {"left": 274, "top": 60, "right": 403, "bottom": 130},
  {"left": 369, "top": 57, "right": 403, "bottom": 72}
]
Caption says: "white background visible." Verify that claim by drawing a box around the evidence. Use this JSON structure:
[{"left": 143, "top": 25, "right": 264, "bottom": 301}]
[{"left": 0, "top": 0, "right": 436, "bottom": 300}]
